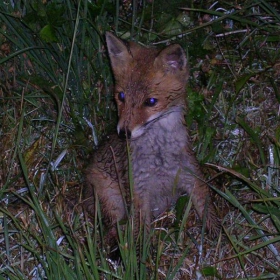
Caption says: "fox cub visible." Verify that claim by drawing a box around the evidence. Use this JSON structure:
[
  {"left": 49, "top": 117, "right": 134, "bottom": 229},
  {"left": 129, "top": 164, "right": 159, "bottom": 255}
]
[{"left": 84, "top": 32, "right": 219, "bottom": 246}]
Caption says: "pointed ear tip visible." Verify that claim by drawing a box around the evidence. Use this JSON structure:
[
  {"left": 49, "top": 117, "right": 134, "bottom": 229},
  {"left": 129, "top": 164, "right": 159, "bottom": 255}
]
[
  {"left": 175, "top": 44, "right": 185, "bottom": 53},
  {"left": 105, "top": 31, "right": 112, "bottom": 39},
  {"left": 106, "top": 32, "right": 118, "bottom": 43},
  {"left": 163, "top": 44, "right": 186, "bottom": 57}
]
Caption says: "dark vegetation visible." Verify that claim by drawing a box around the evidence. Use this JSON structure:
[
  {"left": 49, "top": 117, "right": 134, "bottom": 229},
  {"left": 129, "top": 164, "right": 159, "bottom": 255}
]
[{"left": 0, "top": 0, "right": 280, "bottom": 279}]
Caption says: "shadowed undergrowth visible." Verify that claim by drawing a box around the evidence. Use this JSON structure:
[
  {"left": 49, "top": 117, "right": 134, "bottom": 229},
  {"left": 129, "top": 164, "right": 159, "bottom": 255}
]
[{"left": 0, "top": 0, "right": 280, "bottom": 279}]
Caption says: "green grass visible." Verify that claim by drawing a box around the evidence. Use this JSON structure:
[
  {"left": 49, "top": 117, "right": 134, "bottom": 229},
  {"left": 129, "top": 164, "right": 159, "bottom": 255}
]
[{"left": 1, "top": 0, "right": 280, "bottom": 279}]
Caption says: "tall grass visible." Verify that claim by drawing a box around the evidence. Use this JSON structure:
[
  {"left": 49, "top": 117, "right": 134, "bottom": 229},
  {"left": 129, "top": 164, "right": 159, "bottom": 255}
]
[{"left": 0, "top": 0, "right": 280, "bottom": 279}]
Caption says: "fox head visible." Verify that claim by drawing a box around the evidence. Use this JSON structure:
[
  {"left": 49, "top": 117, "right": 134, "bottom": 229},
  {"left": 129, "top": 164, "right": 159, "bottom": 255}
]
[{"left": 106, "top": 32, "right": 189, "bottom": 139}]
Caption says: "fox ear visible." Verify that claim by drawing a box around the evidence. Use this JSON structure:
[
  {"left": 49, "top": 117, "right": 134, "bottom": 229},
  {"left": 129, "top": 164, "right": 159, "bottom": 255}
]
[
  {"left": 106, "top": 32, "right": 131, "bottom": 71},
  {"left": 154, "top": 44, "right": 187, "bottom": 74}
]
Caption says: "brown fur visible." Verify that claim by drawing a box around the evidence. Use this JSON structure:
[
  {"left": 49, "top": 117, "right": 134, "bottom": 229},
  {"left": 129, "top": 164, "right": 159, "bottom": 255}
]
[{"left": 83, "top": 32, "right": 220, "bottom": 249}]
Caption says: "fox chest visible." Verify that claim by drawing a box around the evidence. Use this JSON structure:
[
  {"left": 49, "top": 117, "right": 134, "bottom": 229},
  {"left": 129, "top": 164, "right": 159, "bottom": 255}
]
[{"left": 130, "top": 133, "right": 188, "bottom": 216}]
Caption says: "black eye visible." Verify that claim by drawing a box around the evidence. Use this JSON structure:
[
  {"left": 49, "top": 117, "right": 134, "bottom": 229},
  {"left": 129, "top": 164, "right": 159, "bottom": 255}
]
[
  {"left": 144, "top": 98, "right": 158, "bottom": 107},
  {"left": 118, "top": 92, "right": 125, "bottom": 102}
]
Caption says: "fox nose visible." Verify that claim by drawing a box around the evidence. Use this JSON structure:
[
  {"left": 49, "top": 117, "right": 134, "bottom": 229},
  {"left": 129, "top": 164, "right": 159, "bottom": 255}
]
[{"left": 119, "top": 128, "right": 131, "bottom": 139}]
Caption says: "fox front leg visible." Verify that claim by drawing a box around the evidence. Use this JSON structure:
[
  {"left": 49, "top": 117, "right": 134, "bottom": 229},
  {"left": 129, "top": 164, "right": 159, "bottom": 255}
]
[{"left": 84, "top": 167, "right": 127, "bottom": 248}]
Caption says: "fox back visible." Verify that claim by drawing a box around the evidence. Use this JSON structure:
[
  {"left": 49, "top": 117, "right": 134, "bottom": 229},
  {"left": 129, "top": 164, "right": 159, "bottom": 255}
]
[{"left": 83, "top": 32, "right": 219, "bottom": 248}]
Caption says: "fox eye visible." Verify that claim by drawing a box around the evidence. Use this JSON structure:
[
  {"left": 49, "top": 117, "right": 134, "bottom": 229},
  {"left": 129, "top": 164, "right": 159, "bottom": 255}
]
[
  {"left": 144, "top": 98, "right": 158, "bottom": 107},
  {"left": 118, "top": 92, "right": 125, "bottom": 102}
]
